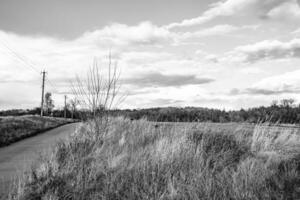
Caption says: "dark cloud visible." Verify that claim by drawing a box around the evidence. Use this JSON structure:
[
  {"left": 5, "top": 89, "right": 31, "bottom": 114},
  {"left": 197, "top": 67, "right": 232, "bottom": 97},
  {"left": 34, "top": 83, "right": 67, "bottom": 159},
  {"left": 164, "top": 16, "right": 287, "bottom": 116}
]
[
  {"left": 229, "top": 88, "right": 240, "bottom": 95},
  {"left": 151, "top": 98, "right": 184, "bottom": 105},
  {"left": 230, "top": 87, "right": 300, "bottom": 96},
  {"left": 237, "top": 39, "right": 300, "bottom": 63},
  {"left": 246, "top": 88, "right": 291, "bottom": 95},
  {"left": 122, "top": 72, "right": 214, "bottom": 87}
]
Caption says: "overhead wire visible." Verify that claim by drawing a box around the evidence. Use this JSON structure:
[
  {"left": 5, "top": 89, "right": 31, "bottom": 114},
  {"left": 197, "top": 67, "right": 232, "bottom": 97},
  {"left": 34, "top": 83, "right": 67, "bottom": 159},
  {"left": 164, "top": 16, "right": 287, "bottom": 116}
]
[{"left": 0, "top": 40, "right": 60, "bottom": 93}]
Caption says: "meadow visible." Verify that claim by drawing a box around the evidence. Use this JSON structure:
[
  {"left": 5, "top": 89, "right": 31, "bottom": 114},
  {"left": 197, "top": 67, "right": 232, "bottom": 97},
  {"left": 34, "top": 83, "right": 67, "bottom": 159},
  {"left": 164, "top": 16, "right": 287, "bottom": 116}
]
[
  {"left": 0, "top": 115, "right": 74, "bottom": 147},
  {"left": 8, "top": 117, "right": 300, "bottom": 200}
]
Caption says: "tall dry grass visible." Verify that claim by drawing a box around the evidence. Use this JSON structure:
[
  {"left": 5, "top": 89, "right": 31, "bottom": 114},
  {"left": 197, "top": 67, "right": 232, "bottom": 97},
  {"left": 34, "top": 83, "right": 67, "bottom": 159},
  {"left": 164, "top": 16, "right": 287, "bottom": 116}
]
[{"left": 8, "top": 118, "right": 300, "bottom": 200}]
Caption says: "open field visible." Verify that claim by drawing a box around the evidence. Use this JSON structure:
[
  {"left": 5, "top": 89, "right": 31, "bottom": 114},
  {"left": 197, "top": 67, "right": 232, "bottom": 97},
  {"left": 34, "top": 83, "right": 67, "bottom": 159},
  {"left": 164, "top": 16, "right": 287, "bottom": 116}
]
[
  {"left": 0, "top": 115, "right": 75, "bottom": 147},
  {"left": 8, "top": 118, "right": 300, "bottom": 200}
]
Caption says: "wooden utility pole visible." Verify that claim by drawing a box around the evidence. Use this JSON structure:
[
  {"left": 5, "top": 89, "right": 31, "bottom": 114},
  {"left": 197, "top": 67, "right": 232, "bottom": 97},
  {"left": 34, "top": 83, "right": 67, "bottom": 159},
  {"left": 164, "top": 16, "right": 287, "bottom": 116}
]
[
  {"left": 40, "top": 70, "right": 47, "bottom": 116},
  {"left": 64, "top": 95, "right": 67, "bottom": 118}
]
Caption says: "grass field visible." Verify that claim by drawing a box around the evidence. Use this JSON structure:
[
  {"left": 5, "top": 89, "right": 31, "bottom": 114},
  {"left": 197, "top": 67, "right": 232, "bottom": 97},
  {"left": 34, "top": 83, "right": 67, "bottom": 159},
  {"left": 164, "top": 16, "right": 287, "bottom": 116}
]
[
  {"left": 0, "top": 115, "right": 74, "bottom": 147},
  {"left": 8, "top": 117, "right": 300, "bottom": 200}
]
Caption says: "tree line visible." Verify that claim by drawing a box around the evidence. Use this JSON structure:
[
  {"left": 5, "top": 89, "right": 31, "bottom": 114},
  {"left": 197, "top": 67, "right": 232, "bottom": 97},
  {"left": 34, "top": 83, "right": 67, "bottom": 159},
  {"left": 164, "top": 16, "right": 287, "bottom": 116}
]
[
  {"left": 0, "top": 92, "right": 81, "bottom": 119},
  {"left": 2, "top": 98, "right": 300, "bottom": 124},
  {"left": 109, "top": 99, "right": 300, "bottom": 124}
]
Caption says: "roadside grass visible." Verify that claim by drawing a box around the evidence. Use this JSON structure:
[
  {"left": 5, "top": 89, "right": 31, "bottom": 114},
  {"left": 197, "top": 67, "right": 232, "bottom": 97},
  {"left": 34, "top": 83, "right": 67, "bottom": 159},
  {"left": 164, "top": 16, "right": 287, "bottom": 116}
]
[
  {"left": 9, "top": 118, "right": 300, "bottom": 200},
  {"left": 0, "top": 115, "right": 75, "bottom": 147}
]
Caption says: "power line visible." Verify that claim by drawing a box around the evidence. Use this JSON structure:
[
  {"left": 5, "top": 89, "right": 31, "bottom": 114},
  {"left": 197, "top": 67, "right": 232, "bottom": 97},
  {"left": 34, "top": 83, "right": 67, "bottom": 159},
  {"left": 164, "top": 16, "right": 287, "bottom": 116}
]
[
  {"left": 46, "top": 76, "right": 59, "bottom": 93},
  {"left": 0, "top": 40, "right": 61, "bottom": 93},
  {"left": 0, "top": 40, "right": 69, "bottom": 112},
  {"left": 0, "top": 40, "right": 40, "bottom": 74}
]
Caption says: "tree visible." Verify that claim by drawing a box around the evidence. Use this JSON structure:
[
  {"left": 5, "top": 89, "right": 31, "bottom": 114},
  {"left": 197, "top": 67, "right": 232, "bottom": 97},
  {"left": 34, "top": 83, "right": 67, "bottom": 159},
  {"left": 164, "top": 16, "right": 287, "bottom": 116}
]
[
  {"left": 280, "top": 99, "right": 295, "bottom": 107},
  {"left": 45, "top": 92, "right": 54, "bottom": 115},
  {"left": 271, "top": 100, "right": 278, "bottom": 107},
  {"left": 71, "top": 55, "right": 123, "bottom": 140},
  {"left": 69, "top": 98, "right": 79, "bottom": 119},
  {"left": 71, "top": 57, "right": 121, "bottom": 118}
]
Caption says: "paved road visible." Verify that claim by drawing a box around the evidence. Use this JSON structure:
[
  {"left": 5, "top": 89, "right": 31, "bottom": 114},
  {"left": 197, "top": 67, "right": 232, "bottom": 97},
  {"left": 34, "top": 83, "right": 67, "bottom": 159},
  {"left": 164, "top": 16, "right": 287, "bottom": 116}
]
[{"left": 0, "top": 123, "right": 79, "bottom": 197}]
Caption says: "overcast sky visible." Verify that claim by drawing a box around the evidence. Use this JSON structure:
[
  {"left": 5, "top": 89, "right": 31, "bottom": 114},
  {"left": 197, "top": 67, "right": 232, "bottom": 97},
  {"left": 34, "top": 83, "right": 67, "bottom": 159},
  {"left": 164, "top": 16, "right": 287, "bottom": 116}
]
[{"left": 1, "top": 0, "right": 300, "bottom": 110}]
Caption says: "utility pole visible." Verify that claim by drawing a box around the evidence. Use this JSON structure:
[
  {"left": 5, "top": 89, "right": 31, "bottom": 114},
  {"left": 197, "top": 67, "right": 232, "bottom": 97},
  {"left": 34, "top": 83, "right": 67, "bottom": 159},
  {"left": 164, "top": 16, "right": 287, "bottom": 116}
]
[
  {"left": 40, "top": 70, "right": 47, "bottom": 117},
  {"left": 64, "top": 95, "right": 67, "bottom": 118}
]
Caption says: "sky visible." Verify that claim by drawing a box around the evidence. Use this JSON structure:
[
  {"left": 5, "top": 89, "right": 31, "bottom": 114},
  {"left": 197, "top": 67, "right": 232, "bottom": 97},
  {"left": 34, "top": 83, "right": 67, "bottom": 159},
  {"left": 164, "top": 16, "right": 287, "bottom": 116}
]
[{"left": 0, "top": 0, "right": 300, "bottom": 110}]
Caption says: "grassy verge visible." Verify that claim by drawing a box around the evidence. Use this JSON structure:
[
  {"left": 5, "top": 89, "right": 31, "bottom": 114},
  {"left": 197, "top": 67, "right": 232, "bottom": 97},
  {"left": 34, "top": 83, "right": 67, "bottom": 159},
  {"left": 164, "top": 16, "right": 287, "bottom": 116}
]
[
  {"left": 0, "top": 115, "right": 75, "bottom": 147},
  {"left": 9, "top": 118, "right": 300, "bottom": 200}
]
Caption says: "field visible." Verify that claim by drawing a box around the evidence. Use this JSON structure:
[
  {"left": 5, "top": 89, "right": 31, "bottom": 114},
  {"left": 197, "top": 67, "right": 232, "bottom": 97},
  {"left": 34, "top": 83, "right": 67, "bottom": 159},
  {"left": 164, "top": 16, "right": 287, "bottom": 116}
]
[
  {"left": 8, "top": 118, "right": 300, "bottom": 200},
  {"left": 0, "top": 115, "right": 74, "bottom": 147}
]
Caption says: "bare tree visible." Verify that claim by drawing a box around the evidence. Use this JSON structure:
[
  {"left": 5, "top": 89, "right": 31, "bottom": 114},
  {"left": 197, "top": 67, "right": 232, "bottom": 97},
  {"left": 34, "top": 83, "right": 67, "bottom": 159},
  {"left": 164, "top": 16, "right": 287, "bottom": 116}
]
[
  {"left": 280, "top": 99, "right": 295, "bottom": 108},
  {"left": 45, "top": 92, "right": 54, "bottom": 116},
  {"left": 69, "top": 98, "right": 79, "bottom": 119},
  {"left": 71, "top": 54, "right": 123, "bottom": 138}
]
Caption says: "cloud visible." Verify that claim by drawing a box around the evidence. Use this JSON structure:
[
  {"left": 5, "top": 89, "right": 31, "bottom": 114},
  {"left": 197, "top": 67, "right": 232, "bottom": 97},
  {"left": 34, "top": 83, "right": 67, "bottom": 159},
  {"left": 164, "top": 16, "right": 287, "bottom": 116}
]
[
  {"left": 166, "top": 0, "right": 254, "bottom": 29},
  {"left": 0, "top": 22, "right": 177, "bottom": 82},
  {"left": 265, "top": 0, "right": 300, "bottom": 21},
  {"left": 226, "top": 39, "right": 300, "bottom": 63},
  {"left": 0, "top": 24, "right": 223, "bottom": 109},
  {"left": 239, "top": 67, "right": 264, "bottom": 74},
  {"left": 0, "top": 20, "right": 270, "bottom": 110},
  {"left": 165, "top": 0, "right": 300, "bottom": 29},
  {"left": 149, "top": 98, "right": 184, "bottom": 106},
  {"left": 195, "top": 50, "right": 219, "bottom": 63},
  {"left": 77, "top": 23, "right": 257, "bottom": 48},
  {"left": 0, "top": 25, "right": 174, "bottom": 108},
  {"left": 230, "top": 69, "right": 300, "bottom": 95},
  {"left": 119, "top": 51, "right": 174, "bottom": 66},
  {"left": 247, "top": 88, "right": 300, "bottom": 95},
  {"left": 172, "top": 24, "right": 259, "bottom": 46},
  {"left": 122, "top": 72, "right": 214, "bottom": 87},
  {"left": 181, "top": 24, "right": 239, "bottom": 39},
  {"left": 79, "top": 21, "right": 174, "bottom": 48},
  {"left": 231, "top": 88, "right": 300, "bottom": 95},
  {"left": 292, "top": 28, "right": 300, "bottom": 35}
]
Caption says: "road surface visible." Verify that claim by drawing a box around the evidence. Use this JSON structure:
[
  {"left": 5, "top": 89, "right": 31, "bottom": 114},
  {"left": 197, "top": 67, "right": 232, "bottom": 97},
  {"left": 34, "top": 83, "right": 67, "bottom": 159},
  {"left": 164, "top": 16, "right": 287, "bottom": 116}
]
[{"left": 0, "top": 123, "right": 79, "bottom": 197}]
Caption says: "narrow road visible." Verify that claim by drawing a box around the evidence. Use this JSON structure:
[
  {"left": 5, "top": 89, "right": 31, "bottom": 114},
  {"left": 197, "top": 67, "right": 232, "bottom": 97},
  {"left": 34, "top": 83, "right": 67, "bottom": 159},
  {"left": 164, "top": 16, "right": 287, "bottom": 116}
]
[{"left": 0, "top": 123, "right": 79, "bottom": 197}]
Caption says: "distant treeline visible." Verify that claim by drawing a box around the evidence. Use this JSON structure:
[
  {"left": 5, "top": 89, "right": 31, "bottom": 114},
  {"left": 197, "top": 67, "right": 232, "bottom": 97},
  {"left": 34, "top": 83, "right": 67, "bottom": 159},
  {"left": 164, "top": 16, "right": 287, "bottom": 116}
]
[
  {"left": 2, "top": 99, "right": 300, "bottom": 123},
  {"left": 0, "top": 107, "right": 81, "bottom": 119},
  {"left": 110, "top": 99, "right": 300, "bottom": 124}
]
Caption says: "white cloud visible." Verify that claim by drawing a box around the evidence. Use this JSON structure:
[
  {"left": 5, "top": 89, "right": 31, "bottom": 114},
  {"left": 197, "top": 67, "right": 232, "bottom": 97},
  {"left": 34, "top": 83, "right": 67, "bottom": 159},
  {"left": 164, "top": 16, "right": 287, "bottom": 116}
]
[
  {"left": 172, "top": 24, "right": 259, "bottom": 46},
  {"left": 229, "top": 69, "right": 300, "bottom": 97},
  {"left": 251, "top": 70, "right": 300, "bottom": 94},
  {"left": 195, "top": 50, "right": 219, "bottom": 63},
  {"left": 224, "top": 39, "right": 300, "bottom": 63},
  {"left": 292, "top": 28, "right": 300, "bottom": 35},
  {"left": 0, "top": 23, "right": 225, "bottom": 109},
  {"left": 165, "top": 0, "right": 300, "bottom": 29},
  {"left": 0, "top": 22, "right": 177, "bottom": 79},
  {"left": 266, "top": 0, "right": 300, "bottom": 21},
  {"left": 181, "top": 24, "right": 239, "bottom": 38},
  {"left": 166, "top": 0, "right": 254, "bottom": 29},
  {"left": 239, "top": 67, "right": 264, "bottom": 75},
  {"left": 119, "top": 51, "right": 173, "bottom": 66},
  {"left": 2, "top": 18, "right": 293, "bottom": 110},
  {"left": 78, "top": 21, "right": 174, "bottom": 48}
]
